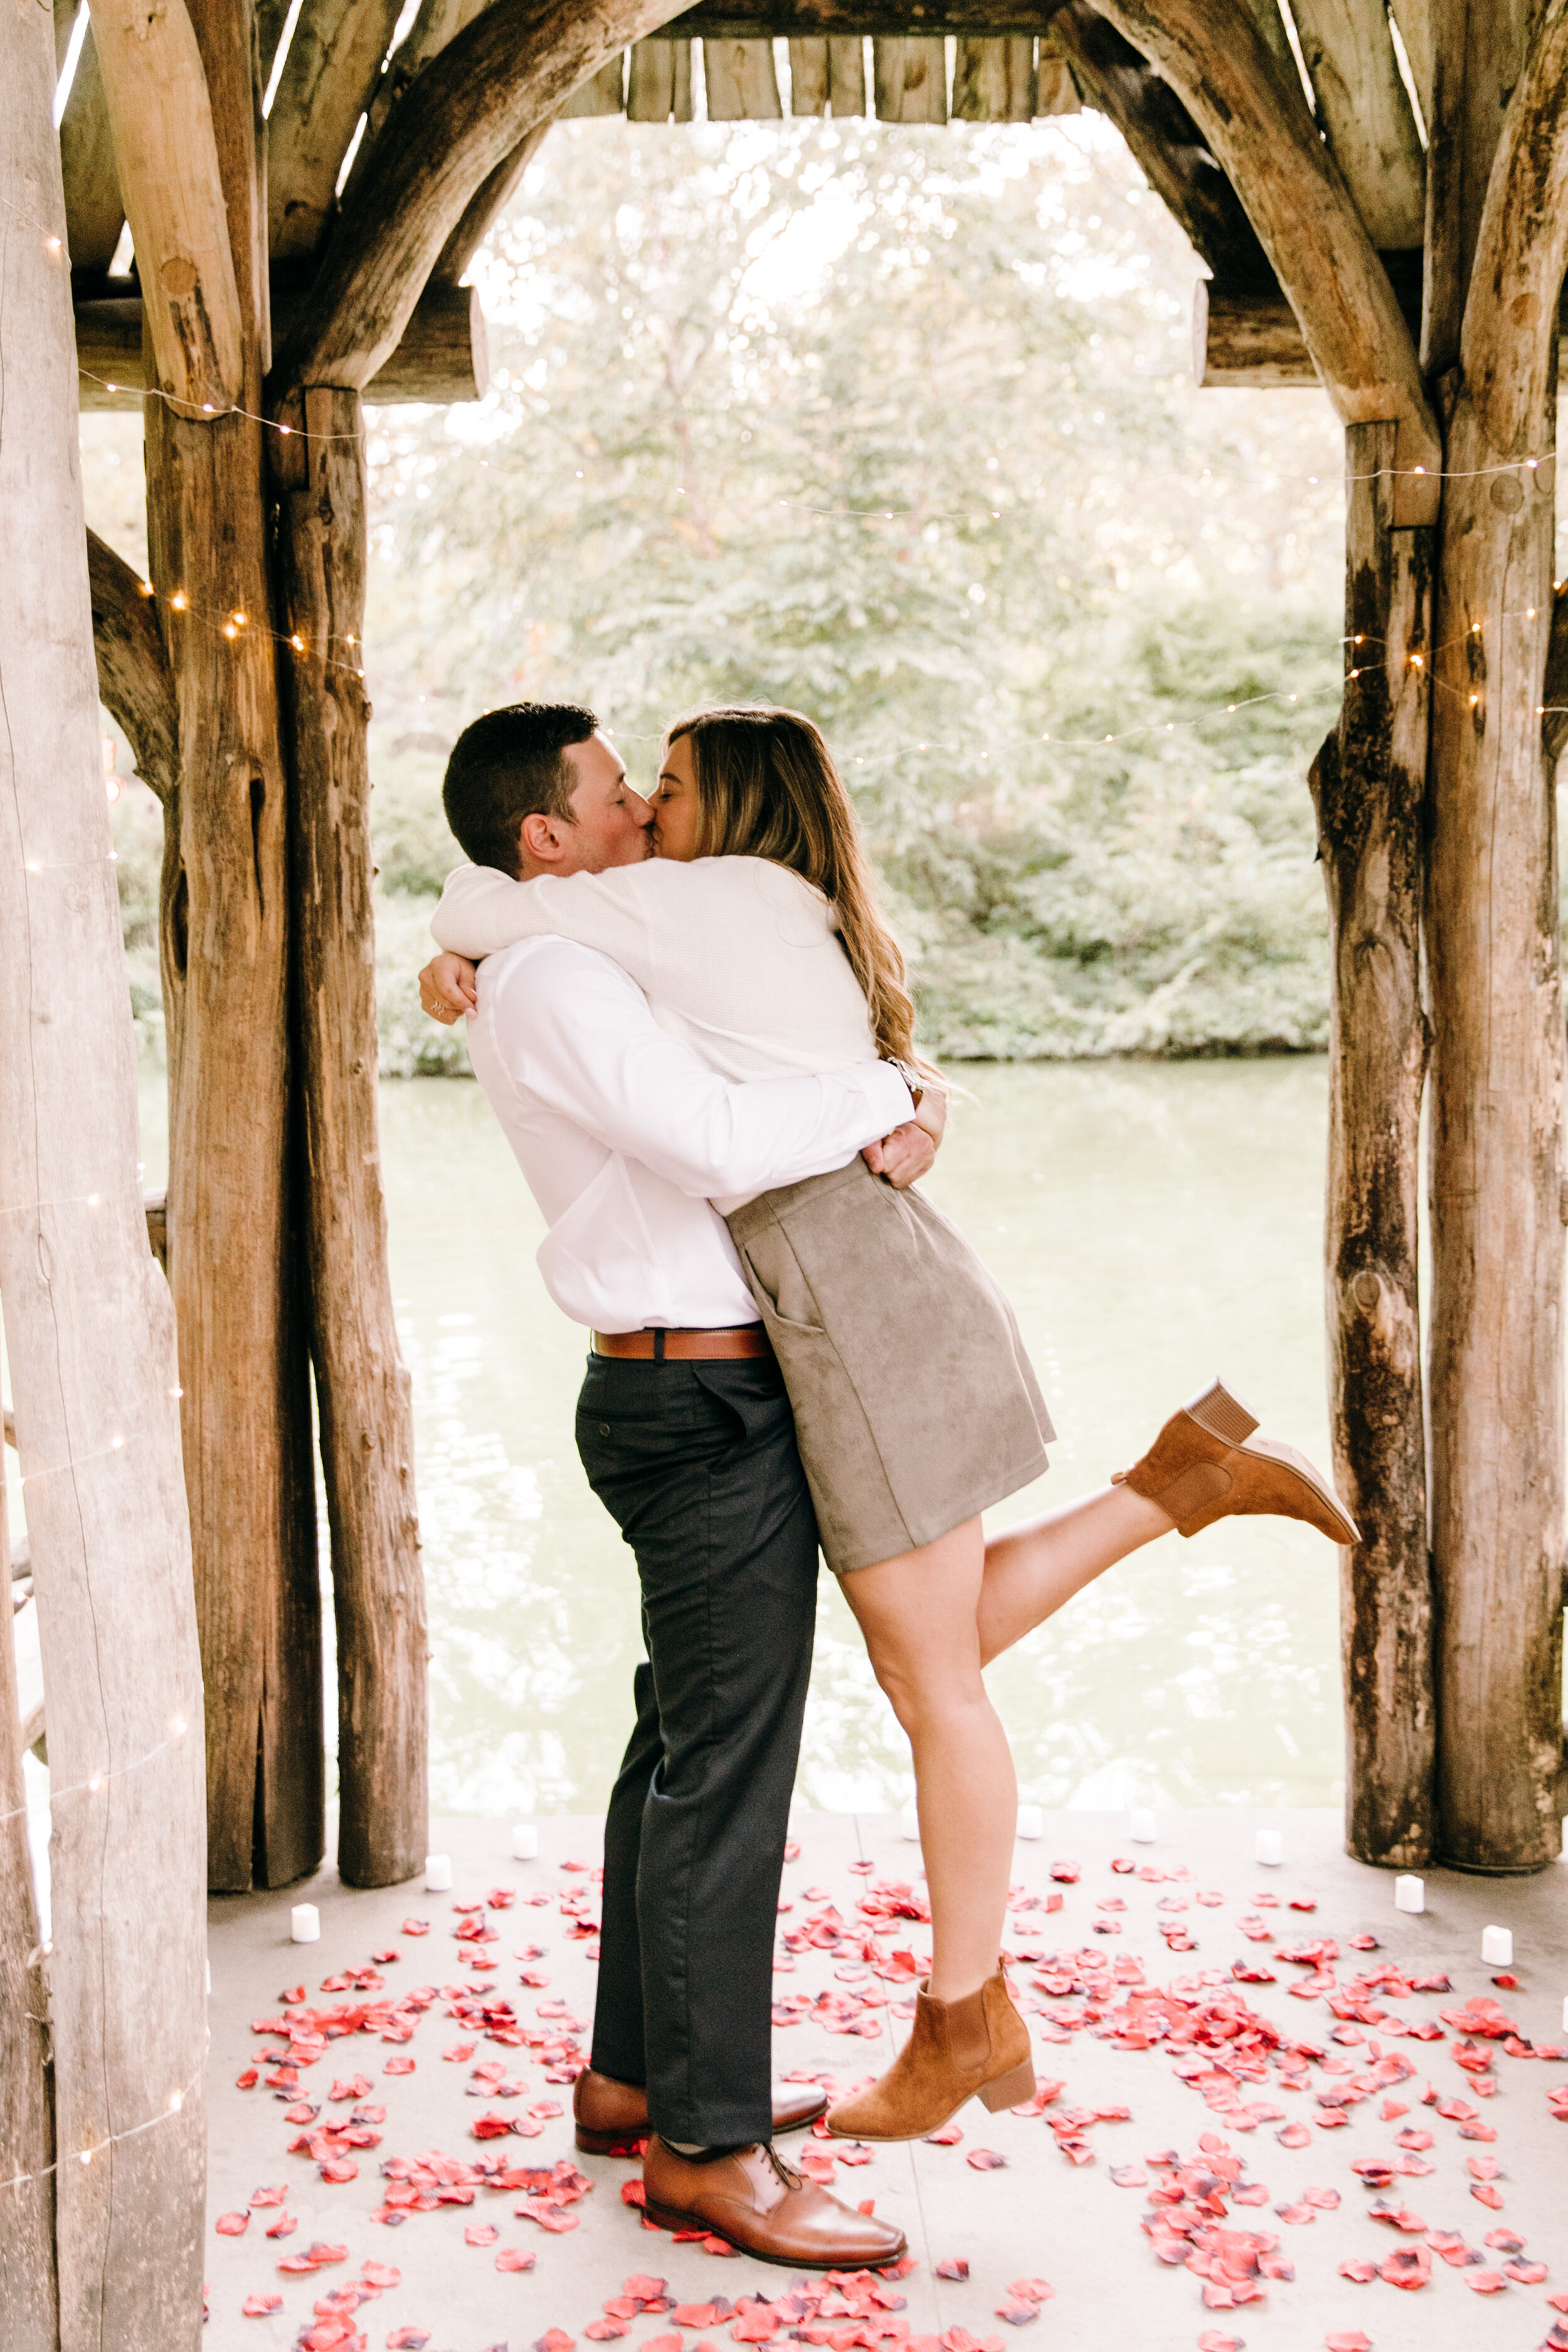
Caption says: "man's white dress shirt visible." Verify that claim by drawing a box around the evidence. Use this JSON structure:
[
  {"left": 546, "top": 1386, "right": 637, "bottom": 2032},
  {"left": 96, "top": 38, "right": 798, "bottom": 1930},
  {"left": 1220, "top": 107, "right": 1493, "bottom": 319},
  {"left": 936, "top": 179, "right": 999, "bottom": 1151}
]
[{"left": 467, "top": 935, "right": 913, "bottom": 1334}]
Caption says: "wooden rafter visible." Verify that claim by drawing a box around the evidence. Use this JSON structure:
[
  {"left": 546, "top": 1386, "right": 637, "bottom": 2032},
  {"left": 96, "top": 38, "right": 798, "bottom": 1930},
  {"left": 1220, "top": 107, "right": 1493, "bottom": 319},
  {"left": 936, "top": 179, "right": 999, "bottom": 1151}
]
[
  {"left": 272, "top": 0, "right": 680, "bottom": 393},
  {"left": 58, "top": 23, "right": 124, "bottom": 283},
  {"left": 1090, "top": 0, "right": 1440, "bottom": 514},
  {"left": 1288, "top": 0, "right": 1425, "bottom": 250},
  {"left": 87, "top": 529, "right": 179, "bottom": 803},
  {"left": 1459, "top": 0, "right": 1568, "bottom": 457},
  {"left": 666, "top": 3, "right": 1067, "bottom": 25},
  {"left": 268, "top": 0, "right": 408, "bottom": 263},
  {"left": 90, "top": 0, "right": 243, "bottom": 408}
]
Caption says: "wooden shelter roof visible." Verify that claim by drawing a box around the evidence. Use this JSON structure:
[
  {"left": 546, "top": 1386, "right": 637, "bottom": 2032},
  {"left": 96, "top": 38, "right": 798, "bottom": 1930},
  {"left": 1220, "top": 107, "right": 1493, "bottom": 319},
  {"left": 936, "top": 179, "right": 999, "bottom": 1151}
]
[{"left": 56, "top": 0, "right": 1448, "bottom": 414}]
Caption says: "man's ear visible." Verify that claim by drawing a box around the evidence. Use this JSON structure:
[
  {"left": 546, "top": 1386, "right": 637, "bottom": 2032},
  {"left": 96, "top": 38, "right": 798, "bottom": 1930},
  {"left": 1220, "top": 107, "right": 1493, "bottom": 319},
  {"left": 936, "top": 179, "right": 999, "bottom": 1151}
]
[{"left": 519, "top": 810, "right": 567, "bottom": 866}]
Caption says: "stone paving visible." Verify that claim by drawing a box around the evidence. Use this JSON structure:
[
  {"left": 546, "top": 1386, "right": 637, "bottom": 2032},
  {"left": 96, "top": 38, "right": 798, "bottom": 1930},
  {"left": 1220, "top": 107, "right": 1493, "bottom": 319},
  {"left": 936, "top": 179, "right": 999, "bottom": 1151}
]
[{"left": 206, "top": 1809, "right": 1568, "bottom": 2352}]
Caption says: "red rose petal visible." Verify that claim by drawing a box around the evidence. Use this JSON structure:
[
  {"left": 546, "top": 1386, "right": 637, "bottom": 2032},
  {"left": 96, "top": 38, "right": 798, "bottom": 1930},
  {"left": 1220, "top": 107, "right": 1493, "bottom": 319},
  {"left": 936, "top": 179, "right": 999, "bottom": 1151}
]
[
  {"left": 387, "top": 2332, "right": 430, "bottom": 2350},
  {"left": 935, "top": 2260, "right": 969, "bottom": 2282},
  {"left": 967, "top": 2149, "right": 1007, "bottom": 2171},
  {"left": 242, "top": 2294, "right": 283, "bottom": 2318},
  {"left": 1463, "top": 2270, "right": 1508, "bottom": 2294},
  {"left": 465, "top": 2223, "right": 500, "bottom": 2247},
  {"left": 384, "top": 2056, "right": 416, "bottom": 2075},
  {"left": 215, "top": 2212, "right": 249, "bottom": 2236},
  {"left": 1337, "top": 2260, "right": 1377, "bottom": 2284},
  {"left": 1325, "top": 2334, "right": 1372, "bottom": 2352}
]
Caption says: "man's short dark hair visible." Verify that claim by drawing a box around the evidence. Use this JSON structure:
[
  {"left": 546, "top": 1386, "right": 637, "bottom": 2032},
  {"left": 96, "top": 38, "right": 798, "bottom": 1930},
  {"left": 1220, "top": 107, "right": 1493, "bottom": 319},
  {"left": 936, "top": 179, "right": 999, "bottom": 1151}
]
[{"left": 442, "top": 703, "right": 598, "bottom": 876}]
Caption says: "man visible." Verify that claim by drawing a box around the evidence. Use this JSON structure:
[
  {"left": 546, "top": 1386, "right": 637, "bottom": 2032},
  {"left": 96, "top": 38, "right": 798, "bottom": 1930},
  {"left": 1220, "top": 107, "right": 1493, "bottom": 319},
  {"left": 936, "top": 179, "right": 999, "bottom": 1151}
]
[{"left": 422, "top": 703, "right": 928, "bottom": 2266}]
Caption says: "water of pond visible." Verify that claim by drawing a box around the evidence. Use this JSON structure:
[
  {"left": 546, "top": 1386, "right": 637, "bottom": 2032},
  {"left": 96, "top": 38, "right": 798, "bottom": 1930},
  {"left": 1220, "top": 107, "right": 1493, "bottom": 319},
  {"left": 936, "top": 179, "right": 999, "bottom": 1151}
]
[{"left": 136, "top": 1057, "right": 1346, "bottom": 1823}]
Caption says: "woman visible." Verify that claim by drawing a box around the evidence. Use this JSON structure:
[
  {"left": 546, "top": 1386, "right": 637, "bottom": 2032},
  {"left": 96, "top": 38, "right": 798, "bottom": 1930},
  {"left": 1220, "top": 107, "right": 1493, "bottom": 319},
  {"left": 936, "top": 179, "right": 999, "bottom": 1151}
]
[{"left": 420, "top": 706, "right": 1356, "bottom": 2142}]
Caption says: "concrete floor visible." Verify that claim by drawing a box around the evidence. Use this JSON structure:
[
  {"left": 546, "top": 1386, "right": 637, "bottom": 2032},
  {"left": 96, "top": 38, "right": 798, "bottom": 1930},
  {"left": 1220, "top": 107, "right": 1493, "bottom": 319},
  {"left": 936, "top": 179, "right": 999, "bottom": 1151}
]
[{"left": 206, "top": 1809, "right": 1567, "bottom": 2352}]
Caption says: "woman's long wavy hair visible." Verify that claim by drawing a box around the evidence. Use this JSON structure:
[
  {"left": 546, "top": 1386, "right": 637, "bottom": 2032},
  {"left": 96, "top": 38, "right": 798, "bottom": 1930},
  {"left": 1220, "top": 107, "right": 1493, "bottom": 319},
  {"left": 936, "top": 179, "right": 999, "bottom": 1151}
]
[{"left": 665, "top": 705, "right": 925, "bottom": 1069}]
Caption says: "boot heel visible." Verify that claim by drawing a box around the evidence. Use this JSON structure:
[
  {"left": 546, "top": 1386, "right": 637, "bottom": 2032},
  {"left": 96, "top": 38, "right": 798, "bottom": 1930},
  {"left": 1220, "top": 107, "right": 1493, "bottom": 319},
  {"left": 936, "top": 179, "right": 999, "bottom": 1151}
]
[
  {"left": 978, "top": 2059, "right": 1036, "bottom": 2114},
  {"left": 1184, "top": 1379, "right": 1258, "bottom": 1447}
]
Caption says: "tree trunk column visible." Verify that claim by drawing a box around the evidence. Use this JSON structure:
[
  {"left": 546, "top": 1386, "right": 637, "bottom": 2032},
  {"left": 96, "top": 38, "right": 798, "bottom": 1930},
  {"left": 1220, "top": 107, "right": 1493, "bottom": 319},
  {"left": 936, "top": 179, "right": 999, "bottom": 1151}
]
[
  {"left": 1311, "top": 418, "right": 1435, "bottom": 1867},
  {"left": 1428, "top": 398, "right": 1567, "bottom": 1870},
  {"left": 146, "top": 404, "right": 322, "bottom": 1896},
  {"left": 278, "top": 388, "right": 428, "bottom": 1888}
]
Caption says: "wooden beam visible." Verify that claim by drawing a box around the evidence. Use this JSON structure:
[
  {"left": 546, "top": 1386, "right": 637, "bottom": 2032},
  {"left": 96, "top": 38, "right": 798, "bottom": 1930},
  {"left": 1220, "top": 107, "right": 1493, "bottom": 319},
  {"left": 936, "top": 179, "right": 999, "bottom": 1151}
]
[
  {"left": 1288, "top": 0, "right": 1425, "bottom": 248},
  {"left": 1422, "top": 0, "right": 1537, "bottom": 375},
  {"left": 1423, "top": 0, "right": 1568, "bottom": 1873},
  {"left": 268, "top": 0, "right": 407, "bottom": 262},
  {"left": 705, "top": 36, "right": 784, "bottom": 114},
  {"left": 87, "top": 528, "right": 179, "bottom": 803},
  {"left": 1309, "top": 420, "right": 1434, "bottom": 1868},
  {"left": 1033, "top": 28, "right": 1079, "bottom": 113},
  {"left": 1197, "top": 273, "right": 1568, "bottom": 385},
  {"left": 628, "top": 36, "right": 695, "bottom": 119},
  {"left": 90, "top": 0, "right": 243, "bottom": 411},
  {"left": 953, "top": 34, "right": 1036, "bottom": 117},
  {"left": 78, "top": 278, "right": 490, "bottom": 408},
  {"left": 272, "top": 1, "right": 682, "bottom": 395},
  {"left": 278, "top": 388, "right": 430, "bottom": 1890},
  {"left": 1049, "top": 4, "right": 1272, "bottom": 285},
  {"left": 1089, "top": 0, "right": 1440, "bottom": 519},
  {"left": 58, "top": 23, "right": 125, "bottom": 280},
  {"left": 668, "top": 3, "right": 1066, "bottom": 26},
  {"left": 1, "top": 6, "right": 207, "bottom": 2339}
]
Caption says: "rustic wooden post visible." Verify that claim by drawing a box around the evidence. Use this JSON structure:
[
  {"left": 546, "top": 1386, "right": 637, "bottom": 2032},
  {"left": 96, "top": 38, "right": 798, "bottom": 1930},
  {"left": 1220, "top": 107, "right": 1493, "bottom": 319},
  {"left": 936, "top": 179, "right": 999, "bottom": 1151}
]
[
  {"left": 0, "top": 3, "right": 206, "bottom": 2338},
  {"left": 1309, "top": 420, "right": 1435, "bottom": 1865},
  {"left": 0, "top": 1481, "right": 56, "bottom": 2352},
  {"left": 129, "top": 0, "right": 324, "bottom": 1892},
  {"left": 277, "top": 389, "right": 428, "bottom": 1888},
  {"left": 1424, "top": 0, "right": 1568, "bottom": 1868}
]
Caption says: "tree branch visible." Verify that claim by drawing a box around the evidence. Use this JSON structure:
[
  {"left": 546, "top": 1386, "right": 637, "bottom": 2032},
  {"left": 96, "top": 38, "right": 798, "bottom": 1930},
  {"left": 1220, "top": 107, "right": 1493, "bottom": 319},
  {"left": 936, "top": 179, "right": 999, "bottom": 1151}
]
[
  {"left": 1092, "top": 0, "right": 1441, "bottom": 514},
  {"left": 1460, "top": 0, "right": 1568, "bottom": 456},
  {"left": 272, "top": 0, "right": 678, "bottom": 393},
  {"left": 87, "top": 529, "right": 179, "bottom": 802}
]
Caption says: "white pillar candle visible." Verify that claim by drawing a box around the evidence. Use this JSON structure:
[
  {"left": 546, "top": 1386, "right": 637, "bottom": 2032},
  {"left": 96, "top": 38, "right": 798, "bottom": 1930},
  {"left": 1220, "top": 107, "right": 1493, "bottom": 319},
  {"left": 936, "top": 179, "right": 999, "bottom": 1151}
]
[
  {"left": 900, "top": 1806, "right": 921, "bottom": 1842},
  {"left": 1394, "top": 1873, "right": 1424, "bottom": 1914},
  {"left": 290, "top": 1903, "right": 320, "bottom": 1944},
  {"left": 1130, "top": 1808, "right": 1157, "bottom": 1844},
  {"left": 424, "top": 1853, "right": 453, "bottom": 1892},
  {"left": 1016, "top": 1804, "right": 1043, "bottom": 1840},
  {"left": 511, "top": 1823, "right": 539, "bottom": 1861},
  {"left": 1254, "top": 1829, "right": 1283, "bottom": 1867},
  {"left": 1481, "top": 1924, "right": 1513, "bottom": 1967}
]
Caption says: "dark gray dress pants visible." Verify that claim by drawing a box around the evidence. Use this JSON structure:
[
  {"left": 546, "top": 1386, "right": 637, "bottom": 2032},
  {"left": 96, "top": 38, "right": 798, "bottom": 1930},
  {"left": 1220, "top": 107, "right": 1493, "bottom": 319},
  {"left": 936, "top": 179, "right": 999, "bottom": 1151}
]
[{"left": 575, "top": 1351, "right": 819, "bottom": 2148}]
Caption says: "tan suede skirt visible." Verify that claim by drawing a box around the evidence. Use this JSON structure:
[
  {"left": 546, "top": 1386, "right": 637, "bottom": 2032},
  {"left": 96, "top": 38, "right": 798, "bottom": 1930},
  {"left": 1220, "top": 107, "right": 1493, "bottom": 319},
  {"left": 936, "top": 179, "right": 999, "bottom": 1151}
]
[{"left": 724, "top": 1156, "right": 1053, "bottom": 1574}]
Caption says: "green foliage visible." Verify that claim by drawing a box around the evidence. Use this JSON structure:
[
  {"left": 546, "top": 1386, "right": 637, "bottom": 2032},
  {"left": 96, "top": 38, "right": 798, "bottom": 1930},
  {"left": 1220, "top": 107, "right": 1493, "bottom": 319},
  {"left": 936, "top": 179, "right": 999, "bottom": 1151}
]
[{"left": 361, "top": 116, "right": 1345, "bottom": 1061}]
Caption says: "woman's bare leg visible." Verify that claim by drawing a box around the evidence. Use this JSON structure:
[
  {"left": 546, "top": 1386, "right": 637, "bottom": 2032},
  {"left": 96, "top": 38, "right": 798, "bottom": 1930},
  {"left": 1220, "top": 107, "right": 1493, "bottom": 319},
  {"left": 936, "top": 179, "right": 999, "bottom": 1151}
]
[
  {"left": 839, "top": 1517, "right": 1014, "bottom": 2003},
  {"left": 977, "top": 1485, "right": 1175, "bottom": 1666}
]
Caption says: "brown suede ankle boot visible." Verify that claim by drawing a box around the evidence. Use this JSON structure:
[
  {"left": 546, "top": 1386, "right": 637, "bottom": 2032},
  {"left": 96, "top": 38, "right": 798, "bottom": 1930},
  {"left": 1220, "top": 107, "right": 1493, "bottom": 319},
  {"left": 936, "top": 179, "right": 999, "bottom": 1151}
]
[
  {"left": 824, "top": 1967, "right": 1034, "bottom": 2143},
  {"left": 1117, "top": 1379, "right": 1359, "bottom": 1544}
]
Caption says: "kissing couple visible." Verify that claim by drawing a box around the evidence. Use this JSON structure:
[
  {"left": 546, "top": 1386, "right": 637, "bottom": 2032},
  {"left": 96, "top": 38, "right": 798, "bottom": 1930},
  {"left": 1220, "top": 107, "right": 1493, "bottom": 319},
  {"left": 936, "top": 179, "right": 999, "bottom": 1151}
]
[{"left": 417, "top": 701, "right": 1355, "bottom": 2269}]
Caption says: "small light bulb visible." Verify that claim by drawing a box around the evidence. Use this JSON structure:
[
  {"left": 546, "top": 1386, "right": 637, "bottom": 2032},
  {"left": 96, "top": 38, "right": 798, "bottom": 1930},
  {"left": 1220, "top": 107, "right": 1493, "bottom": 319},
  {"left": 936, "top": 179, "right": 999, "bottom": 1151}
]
[
  {"left": 201, "top": 403, "right": 215, "bottom": 414},
  {"left": 110, "top": 1434, "right": 124, "bottom": 1448},
  {"left": 1411, "top": 655, "right": 1422, "bottom": 666},
  {"left": 46, "top": 236, "right": 61, "bottom": 253},
  {"left": 80, "top": 2150, "right": 92, "bottom": 2166},
  {"left": 88, "top": 1774, "right": 102, "bottom": 1792},
  {"left": 139, "top": 580, "right": 154, "bottom": 597},
  {"left": 1414, "top": 464, "right": 1426, "bottom": 474},
  {"left": 169, "top": 2090, "right": 183, "bottom": 2111},
  {"left": 171, "top": 1385, "right": 184, "bottom": 1397},
  {"left": 171, "top": 591, "right": 188, "bottom": 611},
  {"left": 279, "top": 423, "right": 292, "bottom": 436},
  {"left": 106, "top": 381, "right": 118, "bottom": 393},
  {"left": 1529, "top": 458, "right": 1539, "bottom": 469},
  {"left": 290, "top": 634, "right": 304, "bottom": 652},
  {"left": 231, "top": 612, "right": 246, "bottom": 627},
  {"left": 222, "top": 623, "right": 236, "bottom": 638},
  {"left": 87, "top": 1194, "right": 99, "bottom": 1205},
  {"left": 1470, "top": 693, "right": 1480, "bottom": 706}
]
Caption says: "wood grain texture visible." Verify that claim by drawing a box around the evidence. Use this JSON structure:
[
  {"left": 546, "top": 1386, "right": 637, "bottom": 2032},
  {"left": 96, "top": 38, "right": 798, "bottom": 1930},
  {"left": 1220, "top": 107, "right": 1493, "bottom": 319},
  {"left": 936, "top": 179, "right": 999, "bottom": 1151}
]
[
  {"left": 1543, "top": 578, "right": 1568, "bottom": 769},
  {"left": 90, "top": 0, "right": 243, "bottom": 410},
  {"left": 272, "top": 0, "right": 679, "bottom": 392},
  {"left": 86, "top": 529, "right": 178, "bottom": 803},
  {"left": 339, "top": 0, "right": 492, "bottom": 218},
  {"left": 78, "top": 281, "right": 490, "bottom": 406},
  {"left": 278, "top": 389, "right": 429, "bottom": 1890},
  {"left": 562, "top": 54, "right": 628, "bottom": 113},
  {"left": 1032, "top": 29, "right": 1078, "bottom": 114},
  {"left": 1288, "top": 0, "right": 1426, "bottom": 247},
  {"left": 267, "top": 0, "right": 407, "bottom": 261},
  {"left": 144, "top": 0, "right": 322, "bottom": 1894},
  {"left": 705, "top": 36, "right": 784, "bottom": 114},
  {"left": 1424, "top": 0, "right": 1568, "bottom": 1870},
  {"left": 58, "top": 26, "right": 125, "bottom": 280},
  {"left": 668, "top": 3, "right": 1068, "bottom": 27},
  {"left": 0, "top": 9, "right": 206, "bottom": 2343},
  {"left": 1308, "top": 422, "right": 1434, "bottom": 1868},
  {"left": 953, "top": 34, "right": 1036, "bottom": 117},
  {"left": 1422, "top": 0, "right": 1540, "bottom": 375},
  {"left": 1049, "top": 4, "right": 1272, "bottom": 286},
  {"left": 1091, "top": 0, "right": 1441, "bottom": 511},
  {"left": 0, "top": 1491, "right": 56, "bottom": 2351},
  {"left": 628, "top": 38, "right": 695, "bottom": 118},
  {"left": 873, "top": 34, "right": 948, "bottom": 117},
  {"left": 1388, "top": 0, "right": 1432, "bottom": 125}
]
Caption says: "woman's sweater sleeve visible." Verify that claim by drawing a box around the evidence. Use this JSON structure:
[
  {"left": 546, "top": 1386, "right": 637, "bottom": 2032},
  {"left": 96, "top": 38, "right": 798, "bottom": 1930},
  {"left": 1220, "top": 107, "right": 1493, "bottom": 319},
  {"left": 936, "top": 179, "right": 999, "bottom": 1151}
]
[{"left": 430, "top": 862, "right": 660, "bottom": 992}]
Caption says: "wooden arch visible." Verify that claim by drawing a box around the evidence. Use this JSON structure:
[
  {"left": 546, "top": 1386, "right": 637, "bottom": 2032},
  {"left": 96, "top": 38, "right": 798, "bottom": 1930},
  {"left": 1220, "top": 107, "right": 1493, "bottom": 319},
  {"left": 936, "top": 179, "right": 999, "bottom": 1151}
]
[{"left": 52, "top": 0, "right": 1568, "bottom": 1906}]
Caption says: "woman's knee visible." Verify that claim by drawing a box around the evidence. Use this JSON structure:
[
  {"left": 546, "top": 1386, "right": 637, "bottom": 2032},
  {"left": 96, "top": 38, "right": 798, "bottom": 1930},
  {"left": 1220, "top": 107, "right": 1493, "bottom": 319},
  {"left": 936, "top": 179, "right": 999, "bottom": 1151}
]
[{"left": 870, "top": 1655, "right": 990, "bottom": 1739}]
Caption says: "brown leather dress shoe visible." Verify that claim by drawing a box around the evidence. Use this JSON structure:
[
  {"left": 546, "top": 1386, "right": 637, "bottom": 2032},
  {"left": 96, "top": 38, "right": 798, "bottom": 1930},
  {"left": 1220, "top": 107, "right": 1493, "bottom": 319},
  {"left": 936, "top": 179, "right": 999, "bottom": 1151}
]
[
  {"left": 574, "top": 2068, "right": 829, "bottom": 2156},
  {"left": 642, "top": 2136, "right": 906, "bottom": 2269},
  {"left": 1116, "top": 1378, "right": 1360, "bottom": 1545},
  {"left": 825, "top": 1966, "right": 1033, "bottom": 2141}
]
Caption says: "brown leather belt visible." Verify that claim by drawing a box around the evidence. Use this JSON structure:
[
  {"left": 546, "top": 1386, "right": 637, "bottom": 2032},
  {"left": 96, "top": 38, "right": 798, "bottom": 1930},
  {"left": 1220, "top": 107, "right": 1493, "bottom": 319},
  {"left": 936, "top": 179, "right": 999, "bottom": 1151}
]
[{"left": 591, "top": 1325, "right": 772, "bottom": 1362}]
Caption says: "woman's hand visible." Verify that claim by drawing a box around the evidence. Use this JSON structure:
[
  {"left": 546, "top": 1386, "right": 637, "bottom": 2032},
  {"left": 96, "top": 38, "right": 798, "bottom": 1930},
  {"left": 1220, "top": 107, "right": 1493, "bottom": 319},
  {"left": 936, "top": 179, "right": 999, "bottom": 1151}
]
[{"left": 419, "top": 953, "right": 479, "bottom": 1024}]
